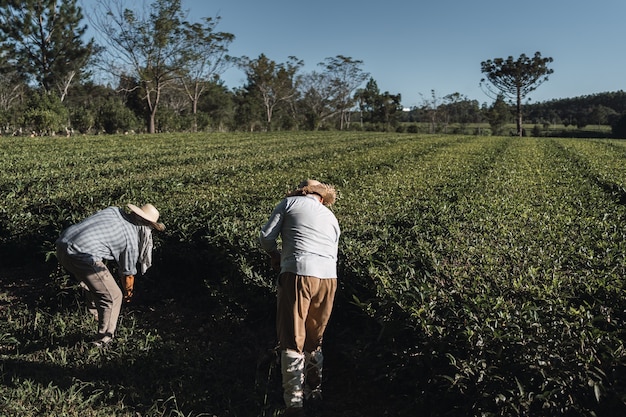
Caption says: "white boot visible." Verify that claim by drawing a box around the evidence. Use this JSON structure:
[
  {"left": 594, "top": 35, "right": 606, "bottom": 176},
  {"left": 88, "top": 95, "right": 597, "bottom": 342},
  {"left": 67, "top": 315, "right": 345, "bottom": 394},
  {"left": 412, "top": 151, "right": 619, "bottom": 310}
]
[
  {"left": 281, "top": 349, "right": 305, "bottom": 409},
  {"left": 304, "top": 348, "right": 324, "bottom": 400}
]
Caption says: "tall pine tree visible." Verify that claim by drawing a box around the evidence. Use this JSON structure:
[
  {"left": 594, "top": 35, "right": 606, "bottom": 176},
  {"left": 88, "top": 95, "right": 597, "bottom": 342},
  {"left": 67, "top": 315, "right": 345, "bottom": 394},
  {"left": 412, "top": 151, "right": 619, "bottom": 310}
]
[
  {"left": 480, "top": 52, "right": 553, "bottom": 137},
  {"left": 0, "top": 0, "right": 94, "bottom": 101}
]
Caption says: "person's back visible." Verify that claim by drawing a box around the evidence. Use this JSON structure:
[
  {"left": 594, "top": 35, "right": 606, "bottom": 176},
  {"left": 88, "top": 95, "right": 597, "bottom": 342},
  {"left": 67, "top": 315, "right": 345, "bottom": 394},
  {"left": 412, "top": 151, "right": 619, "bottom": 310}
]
[
  {"left": 276, "top": 194, "right": 339, "bottom": 278},
  {"left": 260, "top": 180, "right": 340, "bottom": 416},
  {"left": 56, "top": 207, "right": 138, "bottom": 270}
]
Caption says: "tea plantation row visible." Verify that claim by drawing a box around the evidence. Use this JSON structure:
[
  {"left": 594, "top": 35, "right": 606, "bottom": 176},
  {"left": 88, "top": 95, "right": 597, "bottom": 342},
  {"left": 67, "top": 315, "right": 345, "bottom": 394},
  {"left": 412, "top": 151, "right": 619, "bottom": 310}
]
[{"left": 1, "top": 132, "right": 626, "bottom": 416}]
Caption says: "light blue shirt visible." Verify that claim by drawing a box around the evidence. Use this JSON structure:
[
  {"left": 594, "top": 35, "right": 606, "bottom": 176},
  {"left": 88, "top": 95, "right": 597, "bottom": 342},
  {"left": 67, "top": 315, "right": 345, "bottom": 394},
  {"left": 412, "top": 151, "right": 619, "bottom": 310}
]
[{"left": 260, "top": 195, "right": 340, "bottom": 278}]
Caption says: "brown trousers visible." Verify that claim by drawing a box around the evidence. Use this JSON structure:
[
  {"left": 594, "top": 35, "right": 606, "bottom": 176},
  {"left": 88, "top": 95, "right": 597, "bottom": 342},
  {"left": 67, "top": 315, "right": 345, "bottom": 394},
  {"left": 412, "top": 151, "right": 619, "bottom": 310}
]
[
  {"left": 276, "top": 272, "right": 337, "bottom": 353},
  {"left": 56, "top": 246, "right": 123, "bottom": 337}
]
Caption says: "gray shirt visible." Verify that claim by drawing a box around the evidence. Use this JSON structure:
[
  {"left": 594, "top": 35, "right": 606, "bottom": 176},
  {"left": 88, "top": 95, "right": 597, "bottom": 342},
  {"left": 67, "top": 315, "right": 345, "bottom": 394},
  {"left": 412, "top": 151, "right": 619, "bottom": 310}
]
[
  {"left": 260, "top": 195, "right": 340, "bottom": 278},
  {"left": 56, "top": 207, "right": 144, "bottom": 276}
]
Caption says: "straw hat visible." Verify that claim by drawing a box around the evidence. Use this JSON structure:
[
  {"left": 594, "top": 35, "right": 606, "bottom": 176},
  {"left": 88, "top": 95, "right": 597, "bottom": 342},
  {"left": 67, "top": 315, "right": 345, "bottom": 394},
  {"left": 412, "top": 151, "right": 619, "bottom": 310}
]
[
  {"left": 288, "top": 179, "right": 337, "bottom": 206},
  {"left": 127, "top": 203, "right": 165, "bottom": 231}
]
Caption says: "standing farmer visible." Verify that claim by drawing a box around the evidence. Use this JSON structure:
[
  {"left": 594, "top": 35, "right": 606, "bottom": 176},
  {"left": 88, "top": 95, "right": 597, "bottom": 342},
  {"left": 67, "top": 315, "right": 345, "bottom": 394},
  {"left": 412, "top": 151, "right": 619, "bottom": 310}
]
[
  {"left": 56, "top": 203, "right": 165, "bottom": 346},
  {"left": 260, "top": 180, "right": 340, "bottom": 416}
]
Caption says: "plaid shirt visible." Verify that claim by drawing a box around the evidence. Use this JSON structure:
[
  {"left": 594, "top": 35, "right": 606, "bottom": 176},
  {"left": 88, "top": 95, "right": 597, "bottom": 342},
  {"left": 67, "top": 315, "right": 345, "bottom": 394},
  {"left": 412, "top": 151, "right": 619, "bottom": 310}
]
[{"left": 56, "top": 207, "right": 141, "bottom": 276}]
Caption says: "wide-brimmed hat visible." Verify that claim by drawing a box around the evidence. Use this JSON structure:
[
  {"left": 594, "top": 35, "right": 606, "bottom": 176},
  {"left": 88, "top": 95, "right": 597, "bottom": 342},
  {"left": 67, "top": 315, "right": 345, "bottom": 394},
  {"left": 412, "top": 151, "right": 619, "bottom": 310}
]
[
  {"left": 289, "top": 179, "right": 337, "bottom": 206},
  {"left": 127, "top": 203, "right": 165, "bottom": 231}
]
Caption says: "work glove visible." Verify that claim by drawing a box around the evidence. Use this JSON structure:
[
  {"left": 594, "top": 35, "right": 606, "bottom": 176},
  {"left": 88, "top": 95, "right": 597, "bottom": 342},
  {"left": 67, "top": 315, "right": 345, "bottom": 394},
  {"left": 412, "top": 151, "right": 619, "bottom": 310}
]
[{"left": 121, "top": 275, "right": 135, "bottom": 303}]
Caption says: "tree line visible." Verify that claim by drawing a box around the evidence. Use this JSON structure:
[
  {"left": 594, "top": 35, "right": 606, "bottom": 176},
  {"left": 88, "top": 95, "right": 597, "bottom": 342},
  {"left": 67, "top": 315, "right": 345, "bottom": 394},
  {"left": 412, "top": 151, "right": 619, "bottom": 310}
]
[
  {"left": 1, "top": 0, "right": 625, "bottom": 137},
  {"left": 401, "top": 90, "right": 626, "bottom": 137}
]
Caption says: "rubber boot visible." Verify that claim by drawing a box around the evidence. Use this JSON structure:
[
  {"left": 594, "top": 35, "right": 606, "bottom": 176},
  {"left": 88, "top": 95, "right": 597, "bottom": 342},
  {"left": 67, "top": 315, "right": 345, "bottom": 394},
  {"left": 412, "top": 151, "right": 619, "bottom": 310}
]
[
  {"left": 281, "top": 349, "right": 305, "bottom": 411},
  {"left": 304, "top": 348, "right": 324, "bottom": 400}
]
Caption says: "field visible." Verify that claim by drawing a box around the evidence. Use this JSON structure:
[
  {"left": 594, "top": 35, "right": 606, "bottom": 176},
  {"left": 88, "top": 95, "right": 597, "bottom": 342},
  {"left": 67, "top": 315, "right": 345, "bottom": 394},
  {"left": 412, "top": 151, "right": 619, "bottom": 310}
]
[{"left": 1, "top": 132, "right": 626, "bottom": 417}]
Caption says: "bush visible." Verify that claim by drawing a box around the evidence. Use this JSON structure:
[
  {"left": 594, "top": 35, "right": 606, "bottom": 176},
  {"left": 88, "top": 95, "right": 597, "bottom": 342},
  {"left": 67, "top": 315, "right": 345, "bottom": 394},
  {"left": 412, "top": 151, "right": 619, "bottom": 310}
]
[
  {"left": 70, "top": 107, "right": 95, "bottom": 134},
  {"left": 21, "top": 91, "right": 68, "bottom": 135},
  {"left": 96, "top": 98, "right": 142, "bottom": 134}
]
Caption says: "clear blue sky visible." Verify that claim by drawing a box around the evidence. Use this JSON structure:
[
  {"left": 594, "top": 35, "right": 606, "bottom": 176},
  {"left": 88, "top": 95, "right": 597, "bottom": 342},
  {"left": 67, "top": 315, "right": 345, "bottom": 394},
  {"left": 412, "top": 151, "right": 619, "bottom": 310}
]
[{"left": 82, "top": 0, "right": 626, "bottom": 108}]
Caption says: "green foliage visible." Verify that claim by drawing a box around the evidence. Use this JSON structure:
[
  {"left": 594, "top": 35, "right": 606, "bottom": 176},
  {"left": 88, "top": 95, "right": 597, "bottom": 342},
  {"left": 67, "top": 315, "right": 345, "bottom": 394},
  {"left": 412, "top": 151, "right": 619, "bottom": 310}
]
[
  {"left": 481, "top": 52, "right": 554, "bottom": 136},
  {"left": 611, "top": 113, "right": 626, "bottom": 138},
  {"left": 91, "top": 0, "right": 235, "bottom": 135},
  {"left": 69, "top": 106, "right": 95, "bottom": 134},
  {"left": 21, "top": 91, "right": 69, "bottom": 134},
  {"left": 486, "top": 94, "right": 511, "bottom": 135},
  {"left": 0, "top": 0, "right": 94, "bottom": 96},
  {"left": 481, "top": 52, "right": 554, "bottom": 99},
  {"left": 2, "top": 132, "right": 626, "bottom": 416},
  {"left": 237, "top": 54, "right": 303, "bottom": 131},
  {"left": 95, "top": 98, "right": 142, "bottom": 134},
  {"left": 356, "top": 78, "right": 403, "bottom": 130}
]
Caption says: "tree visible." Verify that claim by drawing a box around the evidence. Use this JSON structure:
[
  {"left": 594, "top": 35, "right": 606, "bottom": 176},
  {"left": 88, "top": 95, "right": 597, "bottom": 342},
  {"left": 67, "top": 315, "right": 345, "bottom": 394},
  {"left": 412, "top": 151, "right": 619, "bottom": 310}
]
[
  {"left": 486, "top": 94, "right": 511, "bottom": 135},
  {"left": 612, "top": 113, "right": 626, "bottom": 139},
  {"left": 0, "top": 68, "right": 25, "bottom": 132},
  {"left": 355, "top": 78, "right": 401, "bottom": 130},
  {"left": 589, "top": 104, "right": 617, "bottom": 126},
  {"left": 297, "top": 70, "right": 338, "bottom": 130},
  {"left": 238, "top": 54, "right": 302, "bottom": 131},
  {"left": 90, "top": 0, "right": 191, "bottom": 133},
  {"left": 0, "top": 0, "right": 94, "bottom": 101},
  {"left": 64, "top": 81, "right": 119, "bottom": 133},
  {"left": 179, "top": 16, "right": 234, "bottom": 132},
  {"left": 321, "top": 55, "right": 369, "bottom": 130},
  {"left": 355, "top": 77, "right": 380, "bottom": 126},
  {"left": 480, "top": 52, "right": 553, "bottom": 136},
  {"left": 420, "top": 90, "right": 440, "bottom": 133},
  {"left": 197, "top": 80, "right": 234, "bottom": 132}
]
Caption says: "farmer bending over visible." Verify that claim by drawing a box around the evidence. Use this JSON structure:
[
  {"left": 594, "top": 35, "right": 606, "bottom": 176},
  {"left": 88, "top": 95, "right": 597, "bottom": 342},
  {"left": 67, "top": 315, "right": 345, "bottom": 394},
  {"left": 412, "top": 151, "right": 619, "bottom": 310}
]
[
  {"left": 56, "top": 203, "right": 165, "bottom": 347},
  {"left": 260, "top": 180, "right": 340, "bottom": 417}
]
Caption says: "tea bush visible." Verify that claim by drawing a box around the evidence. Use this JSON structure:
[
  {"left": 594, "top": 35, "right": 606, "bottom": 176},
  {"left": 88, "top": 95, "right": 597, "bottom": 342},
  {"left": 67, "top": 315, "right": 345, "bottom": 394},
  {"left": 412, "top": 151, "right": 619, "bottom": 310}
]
[{"left": 1, "top": 132, "right": 626, "bottom": 416}]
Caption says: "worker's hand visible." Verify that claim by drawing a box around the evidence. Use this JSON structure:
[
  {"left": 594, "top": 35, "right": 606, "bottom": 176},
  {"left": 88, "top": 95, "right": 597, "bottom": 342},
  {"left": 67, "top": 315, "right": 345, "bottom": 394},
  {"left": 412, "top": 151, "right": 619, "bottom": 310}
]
[
  {"left": 270, "top": 251, "right": 281, "bottom": 272},
  {"left": 121, "top": 275, "right": 134, "bottom": 303}
]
